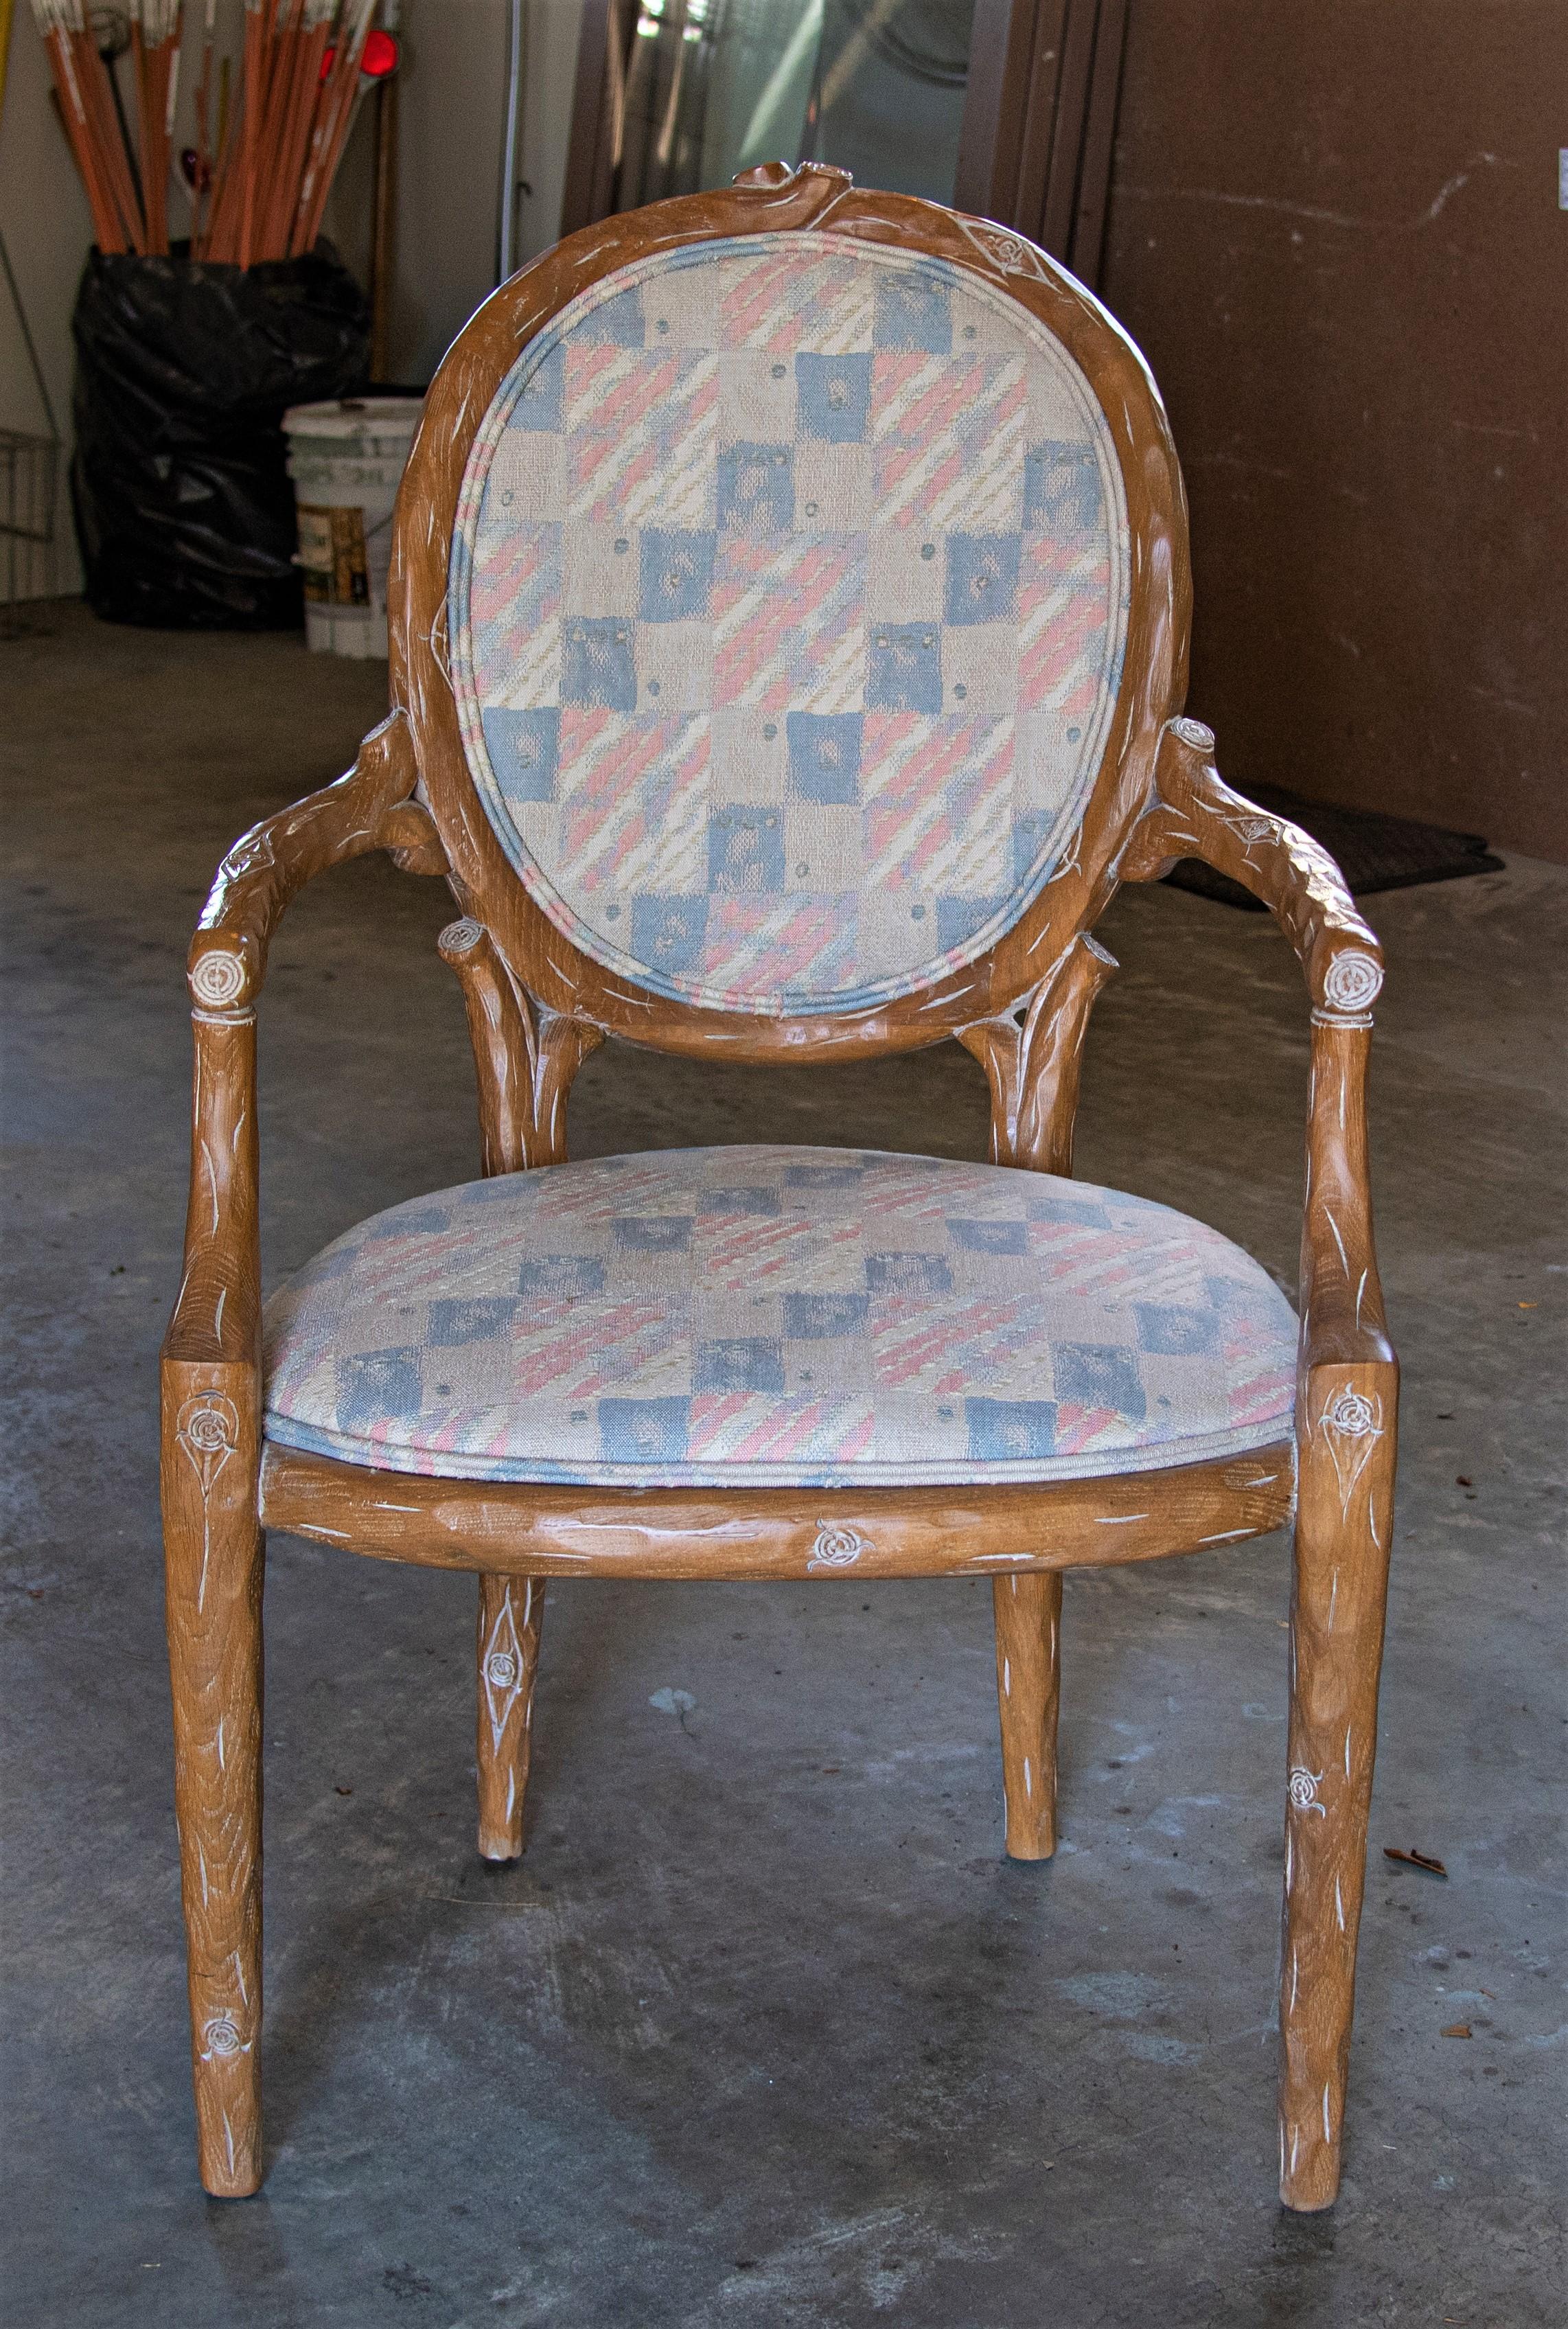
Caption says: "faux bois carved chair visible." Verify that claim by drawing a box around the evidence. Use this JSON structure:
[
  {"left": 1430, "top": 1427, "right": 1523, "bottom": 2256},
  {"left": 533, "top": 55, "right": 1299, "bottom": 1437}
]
[{"left": 163, "top": 163, "right": 1397, "bottom": 2211}]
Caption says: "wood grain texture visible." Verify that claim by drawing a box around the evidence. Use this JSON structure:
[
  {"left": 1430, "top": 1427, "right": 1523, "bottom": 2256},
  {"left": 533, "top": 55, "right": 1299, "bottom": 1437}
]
[
  {"left": 475, "top": 1574, "right": 545, "bottom": 1861},
  {"left": 162, "top": 711, "right": 447, "bottom": 2196},
  {"left": 431, "top": 915, "right": 594, "bottom": 1861},
  {"left": 958, "top": 933, "right": 1118, "bottom": 1176},
  {"left": 993, "top": 1572, "right": 1063, "bottom": 1859},
  {"left": 437, "top": 917, "right": 604, "bottom": 1177},
  {"left": 1120, "top": 716, "right": 1393, "bottom": 1380},
  {"left": 187, "top": 708, "right": 445, "bottom": 1011},
  {"left": 161, "top": 1361, "right": 265, "bottom": 2197},
  {"left": 1279, "top": 1358, "right": 1397, "bottom": 2209},
  {"left": 1121, "top": 712, "right": 1398, "bottom": 2205},
  {"left": 259, "top": 1444, "right": 1296, "bottom": 1580},
  {"left": 1122, "top": 718, "right": 1386, "bottom": 1021}
]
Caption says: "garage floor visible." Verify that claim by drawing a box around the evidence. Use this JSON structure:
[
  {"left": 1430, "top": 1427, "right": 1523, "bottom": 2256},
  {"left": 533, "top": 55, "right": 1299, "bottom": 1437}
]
[{"left": 3, "top": 606, "right": 1563, "bottom": 2327}]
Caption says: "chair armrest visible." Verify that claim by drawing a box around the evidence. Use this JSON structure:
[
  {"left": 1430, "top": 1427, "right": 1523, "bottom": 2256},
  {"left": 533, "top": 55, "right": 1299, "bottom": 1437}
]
[
  {"left": 1121, "top": 718, "right": 1394, "bottom": 1377},
  {"left": 1120, "top": 717, "right": 1383, "bottom": 1016},
  {"left": 187, "top": 708, "right": 445, "bottom": 1013},
  {"left": 165, "top": 711, "right": 448, "bottom": 1373}
]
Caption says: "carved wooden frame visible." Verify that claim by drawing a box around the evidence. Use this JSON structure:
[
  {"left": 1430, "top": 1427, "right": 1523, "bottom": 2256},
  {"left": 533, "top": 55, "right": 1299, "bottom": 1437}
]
[{"left": 162, "top": 172, "right": 1396, "bottom": 2218}]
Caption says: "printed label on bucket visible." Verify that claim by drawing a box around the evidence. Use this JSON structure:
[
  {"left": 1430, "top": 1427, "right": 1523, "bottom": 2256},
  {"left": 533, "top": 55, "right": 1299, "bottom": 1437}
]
[{"left": 297, "top": 505, "right": 369, "bottom": 606}]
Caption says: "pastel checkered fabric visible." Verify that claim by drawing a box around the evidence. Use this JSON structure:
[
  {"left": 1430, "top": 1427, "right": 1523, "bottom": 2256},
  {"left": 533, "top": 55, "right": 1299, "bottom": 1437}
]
[
  {"left": 448, "top": 236, "right": 1129, "bottom": 1016},
  {"left": 262, "top": 1148, "right": 1296, "bottom": 1489}
]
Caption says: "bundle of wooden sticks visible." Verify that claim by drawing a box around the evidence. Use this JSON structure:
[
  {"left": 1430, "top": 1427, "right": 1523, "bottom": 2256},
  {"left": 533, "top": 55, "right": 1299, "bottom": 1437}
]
[{"left": 32, "top": 0, "right": 380, "bottom": 264}]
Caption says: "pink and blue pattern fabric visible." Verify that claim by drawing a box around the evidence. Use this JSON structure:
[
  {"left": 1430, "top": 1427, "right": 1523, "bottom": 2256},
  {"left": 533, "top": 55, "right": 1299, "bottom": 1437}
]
[
  {"left": 448, "top": 236, "right": 1130, "bottom": 1015},
  {"left": 262, "top": 1148, "right": 1296, "bottom": 1489}
]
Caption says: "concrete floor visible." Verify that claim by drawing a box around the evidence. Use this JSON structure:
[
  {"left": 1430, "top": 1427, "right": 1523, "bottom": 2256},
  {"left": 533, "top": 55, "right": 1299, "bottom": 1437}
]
[{"left": 2, "top": 603, "right": 1563, "bottom": 2327}]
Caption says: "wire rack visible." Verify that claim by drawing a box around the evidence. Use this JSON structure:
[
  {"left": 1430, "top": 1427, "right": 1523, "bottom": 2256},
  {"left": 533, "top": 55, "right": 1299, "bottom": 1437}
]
[{"left": 0, "top": 230, "right": 61, "bottom": 638}]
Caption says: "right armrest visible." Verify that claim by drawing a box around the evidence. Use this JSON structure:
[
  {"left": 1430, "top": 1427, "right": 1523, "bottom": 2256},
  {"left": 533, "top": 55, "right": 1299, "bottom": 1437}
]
[{"left": 165, "top": 711, "right": 448, "bottom": 1373}]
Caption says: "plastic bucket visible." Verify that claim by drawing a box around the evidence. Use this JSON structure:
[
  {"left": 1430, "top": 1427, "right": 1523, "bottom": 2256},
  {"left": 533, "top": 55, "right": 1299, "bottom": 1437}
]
[{"left": 283, "top": 395, "right": 423, "bottom": 658}]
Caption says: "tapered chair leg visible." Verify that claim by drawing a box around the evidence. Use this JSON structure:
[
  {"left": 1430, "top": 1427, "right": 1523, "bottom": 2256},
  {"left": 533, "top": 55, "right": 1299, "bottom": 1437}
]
[
  {"left": 1278, "top": 1365, "right": 1398, "bottom": 2210},
  {"left": 161, "top": 1367, "right": 266, "bottom": 2198},
  {"left": 476, "top": 1574, "right": 544, "bottom": 1861},
  {"left": 993, "top": 1572, "right": 1063, "bottom": 1859}
]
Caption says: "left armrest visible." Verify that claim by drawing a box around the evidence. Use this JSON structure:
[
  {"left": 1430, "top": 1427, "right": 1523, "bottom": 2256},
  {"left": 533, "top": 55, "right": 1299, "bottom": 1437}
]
[
  {"left": 188, "top": 709, "right": 445, "bottom": 1013},
  {"left": 1121, "top": 718, "right": 1394, "bottom": 1378},
  {"left": 165, "top": 710, "right": 448, "bottom": 1377}
]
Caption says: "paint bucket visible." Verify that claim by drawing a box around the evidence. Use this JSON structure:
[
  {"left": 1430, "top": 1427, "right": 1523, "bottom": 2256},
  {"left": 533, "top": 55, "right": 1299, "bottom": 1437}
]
[{"left": 282, "top": 396, "right": 423, "bottom": 657}]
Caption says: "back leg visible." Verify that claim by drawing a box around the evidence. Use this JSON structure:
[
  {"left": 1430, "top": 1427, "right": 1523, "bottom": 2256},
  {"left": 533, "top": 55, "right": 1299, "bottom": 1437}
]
[
  {"left": 476, "top": 1574, "right": 544, "bottom": 1861},
  {"left": 992, "top": 1572, "right": 1063, "bottom": 1859}
]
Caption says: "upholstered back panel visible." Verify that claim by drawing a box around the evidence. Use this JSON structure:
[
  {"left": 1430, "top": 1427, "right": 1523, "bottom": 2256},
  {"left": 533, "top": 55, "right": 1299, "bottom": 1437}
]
[{"left": 448, "top": 232, "right": 1129, "bottom": 1017}]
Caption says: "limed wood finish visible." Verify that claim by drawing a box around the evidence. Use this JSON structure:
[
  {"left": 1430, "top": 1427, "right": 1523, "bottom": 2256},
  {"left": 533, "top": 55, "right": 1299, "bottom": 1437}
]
[
  {"left": 475, "top": 1573, "right": 545, "bottom": 1861},
  {"left": 257, "top": 1444, "right": 1297, "bottom": 1580},
  {"left": 433, "top": 911, "right": 597, "bottom": 1847},
  {"left": 163, "top": 172, "right": 1397, "bottom": 2214},
  {"left": 992, "top": 1573, "right": 1064, "bottom": 1858},
  {"left": 161, "top": 707, "right": 448, "bottom": 2196}
]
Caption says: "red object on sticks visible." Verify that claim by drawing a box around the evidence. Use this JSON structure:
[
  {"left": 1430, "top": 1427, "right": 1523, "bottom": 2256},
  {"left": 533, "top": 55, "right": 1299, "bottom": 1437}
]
[{"left": 30, "top": 2, "right": 386, "bottom": 267}]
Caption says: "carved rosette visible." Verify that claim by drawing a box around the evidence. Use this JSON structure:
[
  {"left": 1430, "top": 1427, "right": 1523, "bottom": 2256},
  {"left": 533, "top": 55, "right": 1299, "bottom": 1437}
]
[
  {"left": 1287, "top": 1766, "right": 1327, "bottom": 1817},
  {"left": 480, "top": 1585, "right": 527, "bottom": 1749},
  {"left": 1318, "top": 1386, "right": 1383, "bottom": 1511},
  {"left": 809, "top": 1522, "right": 867, "bottom": 1571},
  {"left": 175, "top": 1391, "right": 241, "bottom": 1499},
  {"left": 955, "top": 213, "right": 1050, "bottom": 282},
  {"left": 199, "top": 2012, "right": 251, "bottom": 2062}
]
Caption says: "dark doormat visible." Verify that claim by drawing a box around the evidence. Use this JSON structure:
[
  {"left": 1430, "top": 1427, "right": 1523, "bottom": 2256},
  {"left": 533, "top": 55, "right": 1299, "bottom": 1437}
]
[{"left": 1164, "top": 784, "right": 1506, "bottom": 910}]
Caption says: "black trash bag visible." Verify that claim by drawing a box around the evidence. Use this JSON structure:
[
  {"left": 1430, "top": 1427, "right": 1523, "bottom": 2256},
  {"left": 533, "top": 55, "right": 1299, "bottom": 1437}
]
[{"left": 71, "top": 242, "right": 370, "bottom": 630}]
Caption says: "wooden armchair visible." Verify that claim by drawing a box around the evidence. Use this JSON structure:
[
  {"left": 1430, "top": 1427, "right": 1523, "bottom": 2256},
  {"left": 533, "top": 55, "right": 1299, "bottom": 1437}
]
[{"left": 162, "top": 165, "right": 1396, "bottom": 2212}]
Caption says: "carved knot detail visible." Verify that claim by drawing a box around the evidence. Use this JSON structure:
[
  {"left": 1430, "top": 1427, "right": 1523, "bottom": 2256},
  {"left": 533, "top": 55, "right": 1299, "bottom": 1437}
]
[
  {"left": 485, "top": 1651, "right": 519, "bottom": 1690},
  {"left": 809, "top": 1522, "right": 866, "bottom": 1570},
  {"left": 203, "top": 2014, "right": 244, "bottom": 2058},
  {"left": 440, "top": 917, "right": 484, "bottom": 958},
  {"left": 1168, "top": 715, "right": 1215, "bottom": 751},
  {"left": 1322, "top": 948, "right": 1383, "bottom": 1015},
  {"left": 1326, "top": 1390, "right": 1376, "bottom": 1438},
  {"left": 1288, "top": 1767, "right": 1327, "bottom": 1816},
  {"left": 189, "top": 950, "right": 246, "bottom": 1008}
]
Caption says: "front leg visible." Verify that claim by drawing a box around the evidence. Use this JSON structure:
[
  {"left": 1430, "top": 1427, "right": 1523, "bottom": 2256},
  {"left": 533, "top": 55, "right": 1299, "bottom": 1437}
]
[
  {"left": 162, "top": 1362, "right": 265, "bottom": 2196},
  {"left": 476, "top": 1575, "right": 545, "bottom": 1861},
  {"left": 1278, "top": 1361, "right": 1397, "bottom": 2210}
]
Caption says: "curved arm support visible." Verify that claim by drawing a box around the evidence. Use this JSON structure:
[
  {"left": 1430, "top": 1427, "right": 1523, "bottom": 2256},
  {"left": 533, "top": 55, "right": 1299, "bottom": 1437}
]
[
  {"left": 165, "top": 711, "right": 449, "bottom": 1373},
  {"left": 437, "top": 917, "right": 605, "bottom": 1175},
  {"left": 1120, "top": 717, "right": 1383, "bottom": 1016},
  {"left": 1120, "top": 716, "right": 1392, "bottom": 1376},
  {"left": 188, "top": 709, "right": 445, "bottom": 1012},
  {"left": 957, "top": 933, "right": 1118, "bottom": 1176}
]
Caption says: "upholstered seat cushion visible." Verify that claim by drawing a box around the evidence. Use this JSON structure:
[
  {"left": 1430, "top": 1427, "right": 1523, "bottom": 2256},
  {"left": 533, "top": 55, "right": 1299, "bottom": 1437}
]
[{"left": 262, "top": 1147, "right": 1296, "bottom": 1489}]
